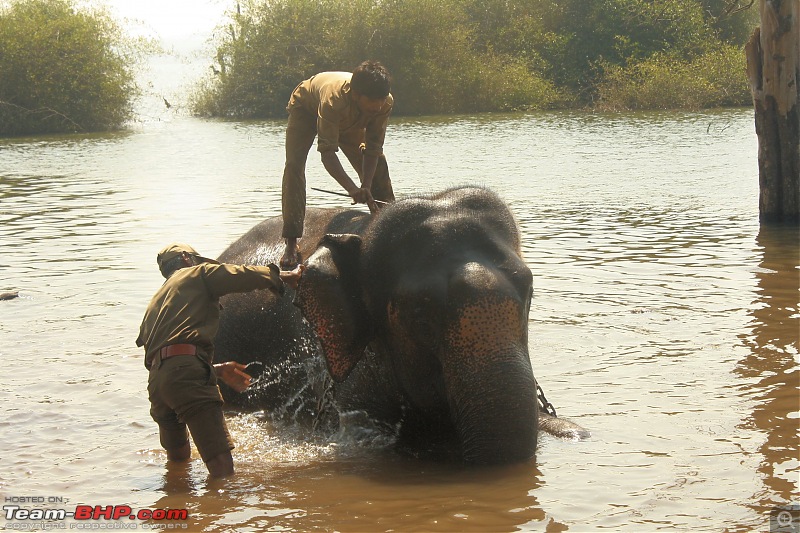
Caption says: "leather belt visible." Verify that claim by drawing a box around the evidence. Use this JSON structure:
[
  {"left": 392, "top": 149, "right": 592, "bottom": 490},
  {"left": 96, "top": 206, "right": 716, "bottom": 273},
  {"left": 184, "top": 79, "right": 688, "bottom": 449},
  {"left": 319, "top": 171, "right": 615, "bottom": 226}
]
[{"left": 159, "top": 343, "right": 198, "bottom": 359}]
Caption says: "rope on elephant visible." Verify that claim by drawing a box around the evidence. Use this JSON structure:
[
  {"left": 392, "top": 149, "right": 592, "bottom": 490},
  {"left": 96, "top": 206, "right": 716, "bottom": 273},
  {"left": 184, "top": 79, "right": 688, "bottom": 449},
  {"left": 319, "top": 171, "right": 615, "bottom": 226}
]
[{"left": 536, "top": 382, "right": 557, "bottom": 417}]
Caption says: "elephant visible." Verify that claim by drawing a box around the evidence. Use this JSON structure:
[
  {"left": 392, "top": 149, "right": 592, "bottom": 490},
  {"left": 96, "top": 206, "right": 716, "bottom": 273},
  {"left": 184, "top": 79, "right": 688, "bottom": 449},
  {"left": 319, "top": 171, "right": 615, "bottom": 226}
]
[{"left": 215, "top": 186, "right": 588, "bottom": 464}]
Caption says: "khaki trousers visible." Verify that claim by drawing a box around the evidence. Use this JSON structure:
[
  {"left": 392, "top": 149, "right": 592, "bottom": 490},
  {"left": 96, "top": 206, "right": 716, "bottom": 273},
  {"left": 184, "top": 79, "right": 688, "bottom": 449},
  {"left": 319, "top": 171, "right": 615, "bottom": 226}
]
[
  {"left": 281, "top": 108, "right": 395, "bottom": 238},
  {"left": 147, "top": 353, "right": 233, "bottom": 463}
]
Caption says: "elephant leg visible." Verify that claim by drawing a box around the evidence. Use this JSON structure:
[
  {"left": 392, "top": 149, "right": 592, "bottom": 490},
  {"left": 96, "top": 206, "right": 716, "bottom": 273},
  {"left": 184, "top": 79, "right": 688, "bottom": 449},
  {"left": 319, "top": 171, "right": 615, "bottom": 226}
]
[{"left": 538, "top": 412, "right": 591, "bottom": 440}]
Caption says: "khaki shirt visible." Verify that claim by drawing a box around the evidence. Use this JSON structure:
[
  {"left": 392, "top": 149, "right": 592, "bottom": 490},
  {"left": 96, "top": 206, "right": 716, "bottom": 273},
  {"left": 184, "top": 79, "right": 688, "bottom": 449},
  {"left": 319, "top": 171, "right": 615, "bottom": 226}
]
[
  {"left": 287, "top": 71, "right": 393, "bottom": 157},
  {"left": 136, "top": 263, "right": 280, "bottom": 369}
]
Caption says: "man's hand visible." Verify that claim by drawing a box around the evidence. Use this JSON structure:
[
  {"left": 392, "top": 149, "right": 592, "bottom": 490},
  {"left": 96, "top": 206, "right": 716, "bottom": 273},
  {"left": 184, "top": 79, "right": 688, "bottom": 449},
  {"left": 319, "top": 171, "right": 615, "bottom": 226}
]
[
  {"left": 214, "top": 361, "right": 252, "bottom": 393},
  {"left": 350, "top": 187, "right": 379, "bottom": 213}
]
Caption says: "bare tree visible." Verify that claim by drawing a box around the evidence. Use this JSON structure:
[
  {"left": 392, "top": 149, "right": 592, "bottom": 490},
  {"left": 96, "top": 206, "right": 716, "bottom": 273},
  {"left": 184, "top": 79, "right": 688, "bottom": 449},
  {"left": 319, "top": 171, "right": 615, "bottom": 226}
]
[{"left": 745, "top": 0, "right": 799, "bottom": 224}]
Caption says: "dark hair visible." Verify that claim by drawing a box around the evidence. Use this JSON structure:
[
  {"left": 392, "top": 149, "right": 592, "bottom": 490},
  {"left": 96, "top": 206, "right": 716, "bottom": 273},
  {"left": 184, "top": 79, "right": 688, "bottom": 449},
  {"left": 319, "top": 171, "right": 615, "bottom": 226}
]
[
  {"left": 351, "top": 60, "right": 391, "bottom": 100},
  {"left": 159, "top": 255, "right": 188, "bottom": 279}
]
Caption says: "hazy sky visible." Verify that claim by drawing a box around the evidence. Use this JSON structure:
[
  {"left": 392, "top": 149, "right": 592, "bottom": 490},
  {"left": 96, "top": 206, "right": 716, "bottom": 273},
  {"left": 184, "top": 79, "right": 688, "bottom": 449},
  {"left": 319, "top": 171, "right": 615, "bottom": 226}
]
[
  {"left": 86, "top": 0, "right": 235, "bottom": 114},
  {"left": 97, "top": 0, "right": 230, "bottom": 48}
]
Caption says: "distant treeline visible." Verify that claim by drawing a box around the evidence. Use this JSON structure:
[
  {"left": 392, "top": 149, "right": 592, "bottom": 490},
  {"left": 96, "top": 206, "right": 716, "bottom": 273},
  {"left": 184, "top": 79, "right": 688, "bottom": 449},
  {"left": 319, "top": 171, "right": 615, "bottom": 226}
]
[
  {"left": 192, "top": 0, "right": 757, "bottom": 117},
  {"left": 0, "top": 0, "right": 757, "bottom": 136}
]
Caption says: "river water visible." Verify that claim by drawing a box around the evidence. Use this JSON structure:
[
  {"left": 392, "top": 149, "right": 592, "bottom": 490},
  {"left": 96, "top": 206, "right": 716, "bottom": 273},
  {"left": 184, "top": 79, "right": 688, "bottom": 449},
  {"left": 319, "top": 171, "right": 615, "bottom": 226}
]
[{"left": 0, "top": 107, "right": 797, "bottom": 532}]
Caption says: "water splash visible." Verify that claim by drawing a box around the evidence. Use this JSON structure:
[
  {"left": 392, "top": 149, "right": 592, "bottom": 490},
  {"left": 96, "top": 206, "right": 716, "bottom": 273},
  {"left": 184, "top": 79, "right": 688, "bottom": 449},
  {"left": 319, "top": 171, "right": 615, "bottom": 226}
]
[
  {"left": 252, "top": 242, "right": 282, "bottom": 266},
  {"left": 230, "top": 330, "right": 401, "bottom": 462},
  {"left": 238, "top": 334, "right": 338, "bottom": 431}
]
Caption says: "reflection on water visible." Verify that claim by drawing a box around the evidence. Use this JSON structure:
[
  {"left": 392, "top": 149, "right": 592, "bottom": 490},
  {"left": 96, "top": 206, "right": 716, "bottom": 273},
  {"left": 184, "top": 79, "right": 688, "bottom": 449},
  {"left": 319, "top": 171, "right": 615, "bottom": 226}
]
[
  {"left": 738, "top": 225, "right": 800, "bottom": 512},
  {"left": 0, "top": 109, "right": 797, "bottom": 532},
  {"left": 148, "top": 453, "right": 547, "bottom": 532}
]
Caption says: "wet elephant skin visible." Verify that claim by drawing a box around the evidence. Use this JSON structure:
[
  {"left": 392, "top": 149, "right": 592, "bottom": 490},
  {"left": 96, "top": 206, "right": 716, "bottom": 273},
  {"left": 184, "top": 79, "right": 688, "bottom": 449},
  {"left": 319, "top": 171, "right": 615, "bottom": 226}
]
[{"left": 215, "top": 187, "right": 543, "bottom": 464}]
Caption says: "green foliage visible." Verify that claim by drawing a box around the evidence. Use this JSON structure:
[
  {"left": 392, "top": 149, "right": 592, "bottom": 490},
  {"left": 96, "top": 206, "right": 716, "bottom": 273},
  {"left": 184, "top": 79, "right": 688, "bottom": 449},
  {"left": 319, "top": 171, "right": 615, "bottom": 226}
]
[
  {"left": 540, "top": 0, "right": 716, "bottom": 96},
  {"left": 595, "top": 45, "right": 751, "bottom": 110},
  {"left": 192, "top": 0, "right": 564, "bottom": 117},
  {"left": 698, "top": 0, "right": 760, "bottom": 44},
  {"left": 373, "top": 0, "right": 563, "bottom": 114},
  {"left": 0, "top": 0, "right": 138, "bottom": 136},
  {"left": 193, "top": 0, "right": 757, "bottom": 117}
]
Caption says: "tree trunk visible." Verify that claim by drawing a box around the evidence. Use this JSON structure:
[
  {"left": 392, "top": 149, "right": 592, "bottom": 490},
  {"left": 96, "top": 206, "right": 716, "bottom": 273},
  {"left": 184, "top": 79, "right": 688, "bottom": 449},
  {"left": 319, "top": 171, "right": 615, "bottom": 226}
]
[{"left": 745, "top": 0, "right": 800, "bottom": 225}]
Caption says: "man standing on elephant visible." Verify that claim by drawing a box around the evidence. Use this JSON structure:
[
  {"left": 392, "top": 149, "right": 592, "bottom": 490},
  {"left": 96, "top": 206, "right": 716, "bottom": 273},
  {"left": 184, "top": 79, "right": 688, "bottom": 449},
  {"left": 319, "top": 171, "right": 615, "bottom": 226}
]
[
  {"left": 136, "top": 243, "right": 302, "bottom": 478},
  {"left": 280, "top": 60, "right": 396, "bottom": 269}
]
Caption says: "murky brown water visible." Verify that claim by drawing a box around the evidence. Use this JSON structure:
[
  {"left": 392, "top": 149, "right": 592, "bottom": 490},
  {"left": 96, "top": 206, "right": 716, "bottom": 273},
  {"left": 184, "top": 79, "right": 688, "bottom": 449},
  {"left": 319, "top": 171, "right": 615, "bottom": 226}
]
[{"left": 1, "top": 108, "right": 797, "bottom": 532}]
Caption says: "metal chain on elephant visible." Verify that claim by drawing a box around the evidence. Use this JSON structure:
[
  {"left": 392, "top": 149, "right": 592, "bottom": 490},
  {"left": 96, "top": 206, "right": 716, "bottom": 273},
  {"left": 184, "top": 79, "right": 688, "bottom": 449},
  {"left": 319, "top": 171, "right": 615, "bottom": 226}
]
[{"left": 536, "top": 381, "right": 557, "bottom": 417}]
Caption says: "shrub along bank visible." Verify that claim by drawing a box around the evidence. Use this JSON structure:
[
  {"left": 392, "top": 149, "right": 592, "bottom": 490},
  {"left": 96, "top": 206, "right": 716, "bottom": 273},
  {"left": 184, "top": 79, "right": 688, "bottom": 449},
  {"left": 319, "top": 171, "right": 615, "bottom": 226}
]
[
  {"left": 192, "top": 0, "right": 757, "bottom": 118},
  {"left": 0, "top": 0, "right": 137, "bottom": 136}
]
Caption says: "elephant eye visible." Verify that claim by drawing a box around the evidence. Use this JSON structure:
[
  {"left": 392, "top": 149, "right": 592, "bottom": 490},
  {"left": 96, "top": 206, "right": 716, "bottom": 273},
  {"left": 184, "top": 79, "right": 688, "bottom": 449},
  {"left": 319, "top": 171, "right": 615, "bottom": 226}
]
[
  {"left": 410, "top": 304, "right": 441, "bottom": 345},
  {"left": 389, "top": 291, "right": 443, "bottom": 349}
]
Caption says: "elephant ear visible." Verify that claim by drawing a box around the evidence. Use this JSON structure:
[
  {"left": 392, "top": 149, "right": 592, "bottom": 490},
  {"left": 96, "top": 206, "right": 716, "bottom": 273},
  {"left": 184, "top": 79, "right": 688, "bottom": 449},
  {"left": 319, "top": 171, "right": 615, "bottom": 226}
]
[{"left": 293, "top": 234, "right": 372, "bottom": 382}]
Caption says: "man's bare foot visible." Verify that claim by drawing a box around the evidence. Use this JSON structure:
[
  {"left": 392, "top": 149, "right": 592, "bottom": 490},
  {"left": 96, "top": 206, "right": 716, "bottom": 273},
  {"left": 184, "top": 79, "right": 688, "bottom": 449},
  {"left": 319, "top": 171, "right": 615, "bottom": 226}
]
[
  {"left": 280, "top": 239, "right": 302, "bottom": 269},
  {"left": 279, "top": 264, "right": 305, "bottom": 289}
]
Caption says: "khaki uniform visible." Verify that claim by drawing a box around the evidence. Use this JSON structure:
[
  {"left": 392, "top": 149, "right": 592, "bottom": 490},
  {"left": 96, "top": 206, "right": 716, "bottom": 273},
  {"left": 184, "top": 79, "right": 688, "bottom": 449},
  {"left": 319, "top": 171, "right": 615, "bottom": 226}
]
[
  {"left": 282, "top": 71, "right": 395, "bottom": 239},
  {"left": 136, "top": 263, "right": 281, "bottom": 462}
]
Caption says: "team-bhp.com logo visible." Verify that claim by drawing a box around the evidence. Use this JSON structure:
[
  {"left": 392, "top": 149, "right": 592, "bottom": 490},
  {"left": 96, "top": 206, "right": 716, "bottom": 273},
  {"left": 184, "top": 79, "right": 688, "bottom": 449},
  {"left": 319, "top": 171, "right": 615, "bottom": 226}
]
[{"left": 3, "top": 496, "right": 189, "bottom": 530}]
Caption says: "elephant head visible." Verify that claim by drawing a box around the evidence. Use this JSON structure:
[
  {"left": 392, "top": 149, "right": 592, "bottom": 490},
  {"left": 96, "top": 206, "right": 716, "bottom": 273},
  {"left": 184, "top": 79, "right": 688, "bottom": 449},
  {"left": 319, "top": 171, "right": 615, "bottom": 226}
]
[{"left": 293, "top": 187, "right": 539, "bottom": 464}]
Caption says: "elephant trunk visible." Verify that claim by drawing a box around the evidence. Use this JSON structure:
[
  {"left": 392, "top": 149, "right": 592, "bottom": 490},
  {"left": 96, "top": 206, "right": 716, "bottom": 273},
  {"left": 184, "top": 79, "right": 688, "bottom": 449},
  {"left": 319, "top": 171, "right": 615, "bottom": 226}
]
[
  {"left": 443, "top": 289, "right": 538, "bottom": 464},
  {"left": 448, "top": 355, "right": 538, "bottom": 464}
]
